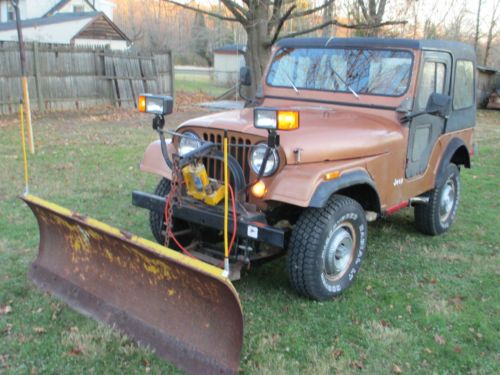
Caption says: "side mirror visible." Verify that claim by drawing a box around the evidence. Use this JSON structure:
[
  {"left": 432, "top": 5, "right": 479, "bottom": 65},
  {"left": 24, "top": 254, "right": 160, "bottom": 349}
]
[
  {"left": 425, "top": 93, "right": 451, "bottom": 119},
  {"left": 239, "top": 67, "right": 251, "bottom": 86}
]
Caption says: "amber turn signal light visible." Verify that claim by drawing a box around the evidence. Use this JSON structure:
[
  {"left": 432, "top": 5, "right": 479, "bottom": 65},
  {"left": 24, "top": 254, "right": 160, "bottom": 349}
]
[
  {"left": 324, "top": 171, "right": 340, "bottom": 181},
  {"left": 251, "top": 180, "right": 267, "bottom": 198},
  {"left": 138, "top": 95, "right": 147, "bottom": 112},
  {"left": 277, "top": 111, "right": 299, "bottom": 130}
]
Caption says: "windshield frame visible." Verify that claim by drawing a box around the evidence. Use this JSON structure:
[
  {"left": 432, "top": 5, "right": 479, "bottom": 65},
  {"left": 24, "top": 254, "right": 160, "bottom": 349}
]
[{"left": 265, "top": 46, "right": 415, "bottom": 98}]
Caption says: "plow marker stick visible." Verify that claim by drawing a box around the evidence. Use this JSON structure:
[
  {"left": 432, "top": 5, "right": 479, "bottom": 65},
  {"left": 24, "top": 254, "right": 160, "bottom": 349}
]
[
  {"left": 21, "top": 194, "right": 243, "bottom": 374},
  {"left": 223, "top": 132, "right": 230, "bottom": 276},
  {"left": 19, "top": 102, "right": 29, "bottom": 194}
]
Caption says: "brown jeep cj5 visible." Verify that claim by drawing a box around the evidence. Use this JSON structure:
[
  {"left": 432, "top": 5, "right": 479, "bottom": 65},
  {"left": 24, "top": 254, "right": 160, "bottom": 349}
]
[{"left": 133, "top": 37, "right": 476, "bottom": 300}]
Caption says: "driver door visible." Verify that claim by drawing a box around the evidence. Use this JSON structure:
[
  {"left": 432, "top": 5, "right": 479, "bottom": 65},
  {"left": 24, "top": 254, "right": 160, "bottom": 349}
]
[{"left": 406, "top": 51, "right": 451, "bottom": 178}]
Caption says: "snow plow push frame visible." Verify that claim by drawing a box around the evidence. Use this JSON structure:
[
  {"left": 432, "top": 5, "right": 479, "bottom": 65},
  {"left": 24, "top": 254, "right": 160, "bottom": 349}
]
[
  {"left": 18, "top": 95, "right": 243, "bottom": 374},
  {"left": 22, "top": 194, "right": 243, "bottom": 374}
]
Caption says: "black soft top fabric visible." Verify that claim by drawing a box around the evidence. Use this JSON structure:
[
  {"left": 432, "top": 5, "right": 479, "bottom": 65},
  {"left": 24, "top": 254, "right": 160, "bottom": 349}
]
[{"left": 276, "top": 37, "right": 476, "bottom": 62}]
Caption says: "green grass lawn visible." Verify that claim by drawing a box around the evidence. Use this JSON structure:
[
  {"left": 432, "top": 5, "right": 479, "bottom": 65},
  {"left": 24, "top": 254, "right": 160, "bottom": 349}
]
[
  {"left": 175, "top": 73, "right": 230, "bottom": 97},
  {"left": 0, "top": 108, "right": 499, "bottom": 374}
]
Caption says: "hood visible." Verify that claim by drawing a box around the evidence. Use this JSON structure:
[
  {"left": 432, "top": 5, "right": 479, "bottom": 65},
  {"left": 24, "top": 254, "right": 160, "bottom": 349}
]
[{"left": 179, "top": 106, "right": 404, "bottom": 164}]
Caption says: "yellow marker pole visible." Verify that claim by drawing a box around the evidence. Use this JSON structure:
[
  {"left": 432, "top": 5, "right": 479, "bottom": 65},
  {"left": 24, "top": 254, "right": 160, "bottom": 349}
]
[
  {"left": 19, "top": 101, "right": 29, "bottom": 194},
  {"left": 22, "top": 77, "right": 34, "bottom": 154},
  {"left": 14, "top": 1, "right": 35, "bottom": 154},
  {"left": 223, "top": 132, "right": 230, "bottom": 277}
]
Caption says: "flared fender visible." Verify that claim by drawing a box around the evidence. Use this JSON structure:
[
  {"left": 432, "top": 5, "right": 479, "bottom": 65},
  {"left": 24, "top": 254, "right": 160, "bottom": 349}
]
[{"left": 140, "top": 139, "right": 174, "bottom": 179}]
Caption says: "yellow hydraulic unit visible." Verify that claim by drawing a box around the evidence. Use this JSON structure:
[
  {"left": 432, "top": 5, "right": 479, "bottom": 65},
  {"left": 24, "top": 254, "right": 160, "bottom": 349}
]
[{"left": 182, "top": 162, "right": 225, "bottom": 206}]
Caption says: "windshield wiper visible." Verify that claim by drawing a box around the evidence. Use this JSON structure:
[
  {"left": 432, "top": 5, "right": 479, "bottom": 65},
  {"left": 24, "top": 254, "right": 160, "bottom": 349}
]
[
  {"left": 283, "top": 71, "right": 300, "bottom": 94},
  {"left": 331, "top": 69, "right": 359, "bottom": 99}
]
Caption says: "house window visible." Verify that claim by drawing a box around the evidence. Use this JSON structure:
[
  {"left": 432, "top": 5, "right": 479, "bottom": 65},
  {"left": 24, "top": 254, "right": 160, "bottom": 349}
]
[
  {"left": 73, "top": 5, "right": 85, "bottom": 13},
  {"left": 417, "top": 61, "right": 446, "bottom": 109},
  {"left": 7, "top": 3, "right": 15, "bottom": 21},
  {"left": 453, "top": 60, "right": 474, "bottom": 110}
]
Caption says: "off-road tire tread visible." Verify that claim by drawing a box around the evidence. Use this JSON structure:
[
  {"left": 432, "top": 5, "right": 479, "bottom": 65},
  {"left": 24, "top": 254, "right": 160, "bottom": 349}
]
[
  {"left": 149, "top": 178, "right": 170, "bottom": 244},
  {"left": 287, "top": 194, "right": 363, "bottom": 300},
  {"left": 415, "top": 163, "right": 460, "bottom": 236}
]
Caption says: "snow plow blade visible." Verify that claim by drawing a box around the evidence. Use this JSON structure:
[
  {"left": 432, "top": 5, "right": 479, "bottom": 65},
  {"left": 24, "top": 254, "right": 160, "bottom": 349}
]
[{"left": 21, "top": 194, "right": 243, "bottom": 374}]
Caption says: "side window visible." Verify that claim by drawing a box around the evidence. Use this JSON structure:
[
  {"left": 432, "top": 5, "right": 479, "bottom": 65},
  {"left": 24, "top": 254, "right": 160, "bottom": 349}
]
[
  {"left": 453, "top": 60, "right": 474, "bottom": 109},
  {"left": 417, "top": 61, "right": 446, "bottom": 109}
]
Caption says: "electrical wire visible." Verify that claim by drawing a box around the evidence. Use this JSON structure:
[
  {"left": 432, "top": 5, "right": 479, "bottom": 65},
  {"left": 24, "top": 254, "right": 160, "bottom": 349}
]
[{"left": 163, "top": 180, "right": 238, "bottom": 263}]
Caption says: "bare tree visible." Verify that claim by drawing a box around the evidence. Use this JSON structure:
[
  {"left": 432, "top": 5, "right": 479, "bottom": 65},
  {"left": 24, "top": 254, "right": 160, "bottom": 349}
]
[
  {"left": 355, "top": 0, "right": 388, "bottom": 36},
  {"left": 474, "top": 0, "right": 483, "bottom": 52},
  {"left": 484, "top": 0, "right": 500, "bottom": 65},
  {"left": 162, "top": 0, "right": 406, "bottom": 98}
]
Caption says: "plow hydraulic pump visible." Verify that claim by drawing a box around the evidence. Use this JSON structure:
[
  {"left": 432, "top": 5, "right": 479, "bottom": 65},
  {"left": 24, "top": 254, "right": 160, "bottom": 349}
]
[{"left": 182, "top": 162, "right": 225, "bottom": 206}]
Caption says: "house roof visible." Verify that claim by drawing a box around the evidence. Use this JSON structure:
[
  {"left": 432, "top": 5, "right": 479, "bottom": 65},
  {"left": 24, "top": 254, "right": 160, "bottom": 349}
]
[
  {"left": 0, "top": 11, "right": 130, "bottom": 42},
  {"left": 477, "top": 65, "right": 499, "bottom": 74},
  {"left": 72, "top": 12, "right": 130, "bottom": 42},
  {"left": 214, "top": 44, "right": 246, "bottom": 54},
  {"left": 44, "top": 0, "right": 96, "bottom": 17},
  {"left": 0, "top": 12, "right": 99, "bottom": 32}
]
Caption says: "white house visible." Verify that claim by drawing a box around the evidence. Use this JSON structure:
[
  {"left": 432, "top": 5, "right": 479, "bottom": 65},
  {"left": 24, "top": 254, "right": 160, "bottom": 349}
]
[
  {"left": 0, "top": 0, "right": 129, "bottom": 50},
  {"left": 0, "top": 11, "right": 130, "bottom": 50},
  {"left": 213, "top": 44, "right": 246, "bottom": 85},
  {"left": 0, "top": 0, "right": 116, "bottom": 22}
]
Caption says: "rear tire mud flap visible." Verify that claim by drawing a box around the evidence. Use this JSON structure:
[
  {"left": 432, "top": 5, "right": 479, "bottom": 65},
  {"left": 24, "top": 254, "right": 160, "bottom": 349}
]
[{"left": 21, "top": 194, "right": 243, "bottom": 375}]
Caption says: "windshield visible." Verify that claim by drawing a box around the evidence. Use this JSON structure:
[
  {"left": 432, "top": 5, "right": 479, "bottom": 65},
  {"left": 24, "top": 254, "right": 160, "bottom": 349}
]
[{"left": 267, "top": 47, "right": 413, "bottom": 97}]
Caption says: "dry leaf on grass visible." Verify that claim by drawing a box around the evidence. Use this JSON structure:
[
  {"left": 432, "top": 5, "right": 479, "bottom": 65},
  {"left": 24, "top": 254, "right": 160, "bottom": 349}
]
[
  {"left": 392, "top": 364, "right": 402, "bottom": 373},
  {"left": 68, "top": 347, "right": 83, "bottom": 356},
  {"left": 33, "top": 327, "right": 47, "bottom": 334},
  {"left": 0, "top": 305, "right": 12, "bottom": 314},
  {"left": 434, "top": 334, "right": 446, "bottom": 345},
  {"left": 331, "top": 349, "right": 344, "bottom": 360}
]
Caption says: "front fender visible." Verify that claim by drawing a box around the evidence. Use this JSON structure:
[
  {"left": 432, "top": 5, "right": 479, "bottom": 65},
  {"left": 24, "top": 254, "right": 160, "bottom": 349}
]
[
  {"left": 140, "top": 139, "right": 174, "bottom": 179},
  {"left": 265, "top": 161, "right": 376, "bottom": 208}
]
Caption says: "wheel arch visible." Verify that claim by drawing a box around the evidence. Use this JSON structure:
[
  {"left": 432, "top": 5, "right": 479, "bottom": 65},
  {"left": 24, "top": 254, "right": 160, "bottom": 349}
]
[
  {"left": 436, "top": 138, "right": 470, "bottom": 186},
  {"left": 309, "top": 170, "right": 381, "bottom": 213}
]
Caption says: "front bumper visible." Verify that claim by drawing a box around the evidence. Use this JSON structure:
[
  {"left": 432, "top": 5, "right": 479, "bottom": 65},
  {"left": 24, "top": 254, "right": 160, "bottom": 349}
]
[{"left": 132, "top": 191, "right": 286, "bottom": 248}]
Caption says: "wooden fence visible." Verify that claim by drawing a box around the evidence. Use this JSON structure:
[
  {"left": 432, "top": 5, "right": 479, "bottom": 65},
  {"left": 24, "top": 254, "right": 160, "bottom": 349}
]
[{"left": 0, "top": 41, "right": 173, "bottom": 115}]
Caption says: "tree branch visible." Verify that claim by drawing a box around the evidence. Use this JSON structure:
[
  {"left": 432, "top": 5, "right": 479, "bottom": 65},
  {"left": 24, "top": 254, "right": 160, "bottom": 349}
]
[
  {"left": 278, "top": 19, "right": 407, "bottom": 40},
  {"left": 289, "top": 0, "right": 335, "bottom": 19},
  {"left": 161, "top": 0, "right": 239, "bottom": 22},
  {"left": 269, "top": 5, "right": 296, "bottom": 45},
  {"left": 220, "top": 0, "right": 248, "bottom": 23}
]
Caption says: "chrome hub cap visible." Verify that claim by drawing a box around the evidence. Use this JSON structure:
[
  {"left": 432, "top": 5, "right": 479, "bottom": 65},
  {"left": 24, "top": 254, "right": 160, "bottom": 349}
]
[
  {"left": 324, "top": 225, "right": 355, "bottom": 280},
  {"left": 439, "top": 178, "right": 456, "bottom": 223}
]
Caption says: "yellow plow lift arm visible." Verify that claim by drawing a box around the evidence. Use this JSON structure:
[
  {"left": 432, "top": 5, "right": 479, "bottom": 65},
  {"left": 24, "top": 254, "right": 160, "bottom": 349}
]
[{"left": 21, "top": 194, "right": 243, "bottom": 375}]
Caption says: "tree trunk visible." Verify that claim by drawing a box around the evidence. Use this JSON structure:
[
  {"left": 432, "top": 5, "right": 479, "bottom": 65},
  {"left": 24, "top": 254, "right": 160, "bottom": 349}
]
[
  {"left": 484, "top": 0, "right": 499, "bottom": 65},
  {"left": 243, "top": 6, "right": 271, "bottom": 99},
  {"left": 474, "top": 0, "right": 482, "bottom": 52}
]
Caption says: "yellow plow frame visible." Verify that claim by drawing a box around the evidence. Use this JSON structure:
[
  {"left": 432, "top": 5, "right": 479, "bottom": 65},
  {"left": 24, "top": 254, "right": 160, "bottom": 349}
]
[{"left": 22, "top": 194, "right": 243, "bottom": 374}]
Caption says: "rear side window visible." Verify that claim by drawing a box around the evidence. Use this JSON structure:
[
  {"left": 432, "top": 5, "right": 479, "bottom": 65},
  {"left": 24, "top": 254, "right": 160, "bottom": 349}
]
[
  {"left": 453, "top": 60, "right": 474, "bottom": 109},
  {"left": 417, "top": 61, "right": 446, "bottom": 109}
]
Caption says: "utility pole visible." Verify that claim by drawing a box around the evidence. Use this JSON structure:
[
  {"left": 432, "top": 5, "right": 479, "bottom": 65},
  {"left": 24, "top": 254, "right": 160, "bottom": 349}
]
[{"left": 12, "top": 0, "right": 34, "bottom": 153}]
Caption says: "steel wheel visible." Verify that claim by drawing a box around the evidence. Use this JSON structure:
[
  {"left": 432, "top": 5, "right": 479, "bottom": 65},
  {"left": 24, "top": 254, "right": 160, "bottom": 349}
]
[
  {"left": 415, "top": 163, "right": 461, "bottom": 236},
  {"left": 439, "top": 177, "right": 456, "bottom": 223},
  {"left": 323, "top": 224, "right": 356, "bottom": 281}
]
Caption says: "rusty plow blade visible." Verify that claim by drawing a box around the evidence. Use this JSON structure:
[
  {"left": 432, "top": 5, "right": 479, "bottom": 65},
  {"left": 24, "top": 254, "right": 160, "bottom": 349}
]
[{"left": 21, "top": 194, "right": 243, "bottom": 374}]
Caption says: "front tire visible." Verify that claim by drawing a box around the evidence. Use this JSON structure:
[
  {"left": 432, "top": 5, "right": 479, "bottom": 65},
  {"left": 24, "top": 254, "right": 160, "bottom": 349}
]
[
  {"left": 149, "top": 178, "right": 190, "bottom": 246},
  {"left": 287, "top": 195, "right": 368, "bottom": 300},
  {"left": 415, "top": 163, "right": 461, "bottom": 235}
]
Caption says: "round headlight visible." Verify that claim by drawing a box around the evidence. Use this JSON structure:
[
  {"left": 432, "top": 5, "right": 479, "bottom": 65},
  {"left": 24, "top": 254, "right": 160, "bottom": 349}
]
[
  {"left": 249, "top": 144, "right": 279, "bottom": 176},
  {"left": 178, "top": 131, "right": 202, "bottom": 156}
]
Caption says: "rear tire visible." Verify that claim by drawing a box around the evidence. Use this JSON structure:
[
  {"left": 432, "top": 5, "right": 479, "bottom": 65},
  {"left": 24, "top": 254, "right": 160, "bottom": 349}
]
[
  {"left": 149, "top": 178, "right": 189, "bottom": 246},
  {"left": 287, "top": 195, "right": 368, "bottom": 300},
  {"left": 415, "top": 164, "right": 461, "bottom": 235}
]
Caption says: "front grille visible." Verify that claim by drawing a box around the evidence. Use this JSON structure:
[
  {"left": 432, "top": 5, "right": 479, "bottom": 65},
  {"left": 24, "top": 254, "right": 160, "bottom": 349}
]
[{"left": 201, "top": 131, "right": 253, "bottom": 184}]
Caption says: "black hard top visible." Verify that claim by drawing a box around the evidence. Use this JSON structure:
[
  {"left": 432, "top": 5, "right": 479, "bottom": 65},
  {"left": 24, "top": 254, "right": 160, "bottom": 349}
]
[{"left": 276, "top": 37, "right": 476, "bottom": 62}]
